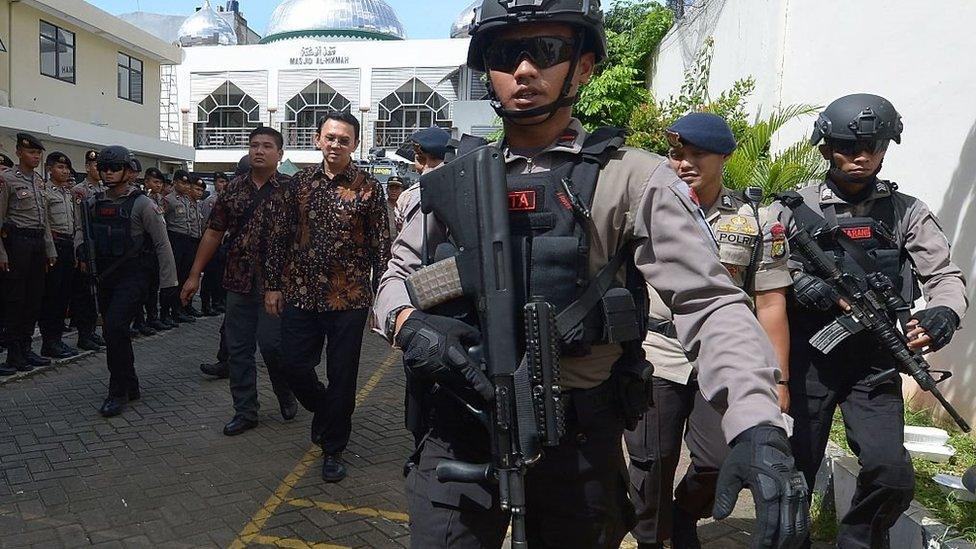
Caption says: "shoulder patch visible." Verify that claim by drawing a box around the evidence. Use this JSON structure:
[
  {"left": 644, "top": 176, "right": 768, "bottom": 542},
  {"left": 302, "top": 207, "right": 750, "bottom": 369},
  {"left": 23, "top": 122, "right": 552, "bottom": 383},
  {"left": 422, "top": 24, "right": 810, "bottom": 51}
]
[{"left": 770, "top": 221, "right": 787, "bottom": 259}]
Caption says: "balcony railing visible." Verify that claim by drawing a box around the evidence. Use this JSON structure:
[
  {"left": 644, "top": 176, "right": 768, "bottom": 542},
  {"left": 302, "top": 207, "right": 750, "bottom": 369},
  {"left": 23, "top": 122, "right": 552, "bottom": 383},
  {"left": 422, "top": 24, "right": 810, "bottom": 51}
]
[
  {"left": 282, "top": 126, "right": 319, "bottom": 150},
  {"left": 374, "top": 126, "right": 449, "bottom": 149},
  {"left": 194, "top": 126, "right": 255, "bottom": 149}
]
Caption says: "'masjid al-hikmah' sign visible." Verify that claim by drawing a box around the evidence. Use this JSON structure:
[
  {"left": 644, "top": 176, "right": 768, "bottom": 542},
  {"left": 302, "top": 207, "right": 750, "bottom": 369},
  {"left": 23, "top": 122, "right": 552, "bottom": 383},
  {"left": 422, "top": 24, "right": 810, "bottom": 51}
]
[{"left": 290, "top": 45, "right": 349, "bottom": 66}]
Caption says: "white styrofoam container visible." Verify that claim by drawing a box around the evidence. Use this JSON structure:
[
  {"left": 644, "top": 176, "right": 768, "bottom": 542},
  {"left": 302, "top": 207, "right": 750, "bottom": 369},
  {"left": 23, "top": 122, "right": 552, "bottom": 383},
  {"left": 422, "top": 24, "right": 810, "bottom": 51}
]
[
  {"left": 903, "top": 441, "right": 956, "bottom": 463},
  {"left": 903, "top": 426, "right": 950, "bottom": 446}
]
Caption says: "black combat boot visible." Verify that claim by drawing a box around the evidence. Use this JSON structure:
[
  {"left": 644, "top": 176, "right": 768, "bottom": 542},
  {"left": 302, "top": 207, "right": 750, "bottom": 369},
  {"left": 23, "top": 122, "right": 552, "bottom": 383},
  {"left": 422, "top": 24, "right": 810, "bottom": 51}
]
[
  {"left": 670, "top": 505, "right": 702, "bottom": 549},
  {"left": 23, "top": 340, "right": 51, "bottom": 367},
  {"left": 200, "top": 361, "right": 229, "bottom": 378},
  {"left": 41, "top": 339, "right": 79, "bottom": 359},
  {"left": 5, "top": 342, "right": 34, "bottom": 373}
]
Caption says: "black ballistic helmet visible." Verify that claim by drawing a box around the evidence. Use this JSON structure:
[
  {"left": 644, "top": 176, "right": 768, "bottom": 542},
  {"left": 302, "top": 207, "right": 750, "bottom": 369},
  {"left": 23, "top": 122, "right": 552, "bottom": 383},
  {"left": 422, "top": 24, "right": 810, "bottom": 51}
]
[
  {"left": 97, "top": 145, "right": 140, "bottom": 172},
  {"left": 811, "top": 93, "right": 903, "bottom": 146},
  {"left": 467, "top": 0, "right": 607, "bottom": 71}
]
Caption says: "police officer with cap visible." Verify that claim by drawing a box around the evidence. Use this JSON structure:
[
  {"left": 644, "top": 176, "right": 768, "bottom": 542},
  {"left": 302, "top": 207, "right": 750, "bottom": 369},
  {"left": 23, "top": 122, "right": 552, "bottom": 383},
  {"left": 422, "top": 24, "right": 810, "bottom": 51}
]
[
  {"left": 0, "top": 153, "right": 13, "bottom": 168},
  {"left": 71, "top": 149, "right": 106, "bottom": 351},
  {"left": 39, "top": 151, "right": 82, "bottom": 359},
  {"left": 137, "top": 167, "right": 171, "bottom": 332},
  {"left": 385, "top": 175, "right": 405, "bottom": 235},
  {"left": 77, "top": 145, "right": 178, "bottom": 417},
  {"left": 0, "top": 133, "right": 57, "bottom": 375},
  {"left": 394, "top": 126, "right": 451, "bottom": 228},
  {"left": 374, "top": 1, "right": 809, "bottom": 546},
  {"left": 767, "top": 94, "right": 967, "bottom": 548},
  {"left": 161, "top": 170, "right": 202, "bottom": 323},
  {"left": 626, "top": 113, "right": 794, "bottom": 548}
]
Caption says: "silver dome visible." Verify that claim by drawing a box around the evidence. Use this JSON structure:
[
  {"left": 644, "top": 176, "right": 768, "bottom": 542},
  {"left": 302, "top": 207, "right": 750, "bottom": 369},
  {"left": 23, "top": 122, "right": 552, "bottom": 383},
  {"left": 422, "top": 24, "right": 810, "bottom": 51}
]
[
  {"left": 451, "top": 0, "right": 479, "bottom": 39},
  {"left": 263, "top": 0, "right": 406, "bottom": 43},
  {"left": 178, "top": 1, "right": 238, "bottom": 46}
]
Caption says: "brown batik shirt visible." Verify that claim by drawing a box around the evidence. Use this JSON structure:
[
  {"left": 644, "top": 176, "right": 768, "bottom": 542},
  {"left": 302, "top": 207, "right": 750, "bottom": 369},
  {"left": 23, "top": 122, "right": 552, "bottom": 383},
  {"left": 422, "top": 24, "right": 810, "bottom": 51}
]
[
  {"left": 208, "top": 171, "right": 288, "bottom": 295},
  {"left": 265, "top": 162, "right": 391, "bottom": 312}
]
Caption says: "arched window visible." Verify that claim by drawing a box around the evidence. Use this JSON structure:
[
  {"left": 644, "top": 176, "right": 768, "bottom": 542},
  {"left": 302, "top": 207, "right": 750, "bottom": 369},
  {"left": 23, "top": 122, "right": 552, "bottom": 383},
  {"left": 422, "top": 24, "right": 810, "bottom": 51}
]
[
  {"left": 195, "top": 81, "right": 262, "bottom": 149},
  {"left": 282, "top": 80, "right": 352, "bottom": 149},
  {"left": 374, "top": 78, "right": 452, "bottom": 149}
]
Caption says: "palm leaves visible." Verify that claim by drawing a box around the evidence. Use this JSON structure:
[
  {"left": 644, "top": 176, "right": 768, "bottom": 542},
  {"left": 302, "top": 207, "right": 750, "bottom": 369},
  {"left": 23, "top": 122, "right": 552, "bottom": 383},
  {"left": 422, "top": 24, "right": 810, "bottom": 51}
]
[{"left": 723, "top": 104, "right": 827, "bottom": 202}]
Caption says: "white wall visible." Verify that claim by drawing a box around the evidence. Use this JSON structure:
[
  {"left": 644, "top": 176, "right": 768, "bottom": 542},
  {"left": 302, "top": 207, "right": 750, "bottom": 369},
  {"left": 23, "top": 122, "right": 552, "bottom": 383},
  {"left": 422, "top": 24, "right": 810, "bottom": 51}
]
[{"left": 652, "top": 0, "right": 976, "bottom": 428}]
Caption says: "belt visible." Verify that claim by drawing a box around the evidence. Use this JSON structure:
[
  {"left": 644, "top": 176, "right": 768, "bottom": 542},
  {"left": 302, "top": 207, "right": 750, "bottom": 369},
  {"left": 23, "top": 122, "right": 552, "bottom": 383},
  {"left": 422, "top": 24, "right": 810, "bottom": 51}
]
[
  {"left": 3, "top": 226, "right": 44, "bottom": 238},
  {"left": 562, "top": 377, "right": 617, "bottom": 413},
  {"left": 647, "top": 317, "right": 677, "bottom": 338},
  {"left": 53, "top": 231, "right": 73, "bottom": 241}
]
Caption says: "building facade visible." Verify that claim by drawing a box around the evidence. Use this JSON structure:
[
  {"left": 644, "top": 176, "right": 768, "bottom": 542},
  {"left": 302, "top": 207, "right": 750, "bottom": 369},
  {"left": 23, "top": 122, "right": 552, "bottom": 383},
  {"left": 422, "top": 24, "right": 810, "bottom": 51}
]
[
  {"left": 167, "top": 0, "right": 496, "bottom": 172},
  {"left": 0, "top": 0, "right": 193, "bottom": 170}
]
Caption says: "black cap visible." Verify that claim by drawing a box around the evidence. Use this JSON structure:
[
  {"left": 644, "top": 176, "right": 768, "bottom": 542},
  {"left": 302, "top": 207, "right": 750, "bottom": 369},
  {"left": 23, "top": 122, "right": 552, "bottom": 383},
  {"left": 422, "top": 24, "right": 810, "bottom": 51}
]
[
  {"left": 189, "top": 174, "right": 206, "bottom": 188},
  {"left": 145, "top": 167, "right": 164, "bottom": 180},
  {"left": 45, "top": 151, "right": 74, "bottom": 170},
  {"left": 172, "top": 169, "right": 190, "bottom": 184},
  {"left": 214, "top": 171, "right": 229, "bottom": 181},
  {"left": 0, "top": 153, "right": 14, "bottom": 168},
  {"left": 85, "top": 149, "right": 99, "bottom": 163},
  {"left": 666, "top": 113, "right": 737, "bottom": 155},
  {"left": 387, "top": 176, "right": 405, "bottom": 187},
  {"left": 130, "top": 156, "right": 142, "bottom": 173},
  {"left": 15, "top": 132, "right": 44, "bottom": 151}
]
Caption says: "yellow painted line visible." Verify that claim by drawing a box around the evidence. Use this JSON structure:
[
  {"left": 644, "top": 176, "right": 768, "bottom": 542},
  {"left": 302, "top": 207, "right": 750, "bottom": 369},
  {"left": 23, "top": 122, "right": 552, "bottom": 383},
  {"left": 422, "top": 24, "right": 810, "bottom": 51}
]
[
  {"left": 229, "top": 351, "right": 399, "bottom": 549},
  {"left": 286, "top": 498, "right": 410, "bottom": 523},
  {"left": 249, "top": 534, "right": 349, "bottom": 549}
]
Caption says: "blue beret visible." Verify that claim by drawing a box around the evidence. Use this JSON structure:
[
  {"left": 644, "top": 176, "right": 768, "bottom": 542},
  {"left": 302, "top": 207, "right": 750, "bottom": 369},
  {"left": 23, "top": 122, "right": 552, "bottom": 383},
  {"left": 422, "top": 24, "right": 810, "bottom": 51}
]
[
  {"left": 666, "top": 112, "right": 736, "bottom": 155},
  {"left": 409, "top": 127, "right": 451, "bottom": 160}
]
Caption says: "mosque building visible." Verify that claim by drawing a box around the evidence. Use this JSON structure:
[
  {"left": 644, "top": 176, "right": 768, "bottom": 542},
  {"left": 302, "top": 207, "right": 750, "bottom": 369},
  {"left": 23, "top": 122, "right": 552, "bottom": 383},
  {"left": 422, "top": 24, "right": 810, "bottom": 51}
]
[{"left": 149, "top": 0, "right": 494, "bottom": 172}]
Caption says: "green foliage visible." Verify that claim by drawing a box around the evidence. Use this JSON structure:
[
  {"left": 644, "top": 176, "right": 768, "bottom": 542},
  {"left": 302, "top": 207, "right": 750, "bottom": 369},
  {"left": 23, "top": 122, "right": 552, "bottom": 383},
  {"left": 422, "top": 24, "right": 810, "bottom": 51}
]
[
  {"left": 576, "top": 1, "right": 673, "bottom": 129},
  {"left": 723, "top": 104, "right": 827, "bottom": 201},
  {"left": 809, "top": 492, "right": 838, "bottom": 542},
  {"left": 626, "top": 37, "right": 754, "bottom": 155},
  {"left": 827, "top": 405, "right": 976, "bottom": 542}
]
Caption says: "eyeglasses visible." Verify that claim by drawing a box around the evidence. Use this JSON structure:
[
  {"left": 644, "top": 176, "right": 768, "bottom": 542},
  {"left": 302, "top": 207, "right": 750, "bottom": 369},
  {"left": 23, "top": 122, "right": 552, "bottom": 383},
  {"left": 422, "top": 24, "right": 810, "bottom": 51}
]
[
  {"left": 483, "top": 35, "right": 577, "bottom": 73},
  {"left": 319, "top": 135, "right": 353, "bottom": 147},
  {"left": 97, "top": 162, "right": 126, "bottom": 172},
  {"left": 827, "top": 139, "right": 889, "bottom": 156}
]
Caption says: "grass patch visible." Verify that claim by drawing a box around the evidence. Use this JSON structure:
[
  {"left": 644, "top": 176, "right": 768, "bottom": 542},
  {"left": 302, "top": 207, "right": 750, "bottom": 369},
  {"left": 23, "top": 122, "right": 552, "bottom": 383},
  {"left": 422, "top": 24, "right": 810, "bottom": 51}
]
[
  {"left": 826, "top": 403, "right": 976, "bottom": 542},
  {"left": 809, "top": 491, "right": 838, "bottom": 542}
]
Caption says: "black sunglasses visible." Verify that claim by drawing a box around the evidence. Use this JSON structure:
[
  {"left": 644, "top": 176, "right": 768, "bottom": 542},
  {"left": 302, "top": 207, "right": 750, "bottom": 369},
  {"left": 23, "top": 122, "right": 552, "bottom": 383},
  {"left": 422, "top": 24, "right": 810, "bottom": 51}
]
[
  {"left": 97, "top": 162, "right": 126, "bottom": 172},
  {"left": 827, "top": 138, "right": 889, "bottom": 156},
  {"left": 483, "top": 35, "right": 577, "bottom": 72}
]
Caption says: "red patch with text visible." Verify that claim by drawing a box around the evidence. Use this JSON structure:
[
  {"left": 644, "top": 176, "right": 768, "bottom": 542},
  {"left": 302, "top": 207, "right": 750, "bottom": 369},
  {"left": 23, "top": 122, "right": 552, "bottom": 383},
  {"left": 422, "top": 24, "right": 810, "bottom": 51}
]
[
  {"left": 555, "top": 192, "right": 573, "bottom": 211},
  {"left": 508, "top": 190, "right": 537, "bottom": 211},
  {"left": 96, "top": 205, "right": 120, "bottom": 217},
  {"left": 842, "top": 226, "right": 873, "bottom": 240}
]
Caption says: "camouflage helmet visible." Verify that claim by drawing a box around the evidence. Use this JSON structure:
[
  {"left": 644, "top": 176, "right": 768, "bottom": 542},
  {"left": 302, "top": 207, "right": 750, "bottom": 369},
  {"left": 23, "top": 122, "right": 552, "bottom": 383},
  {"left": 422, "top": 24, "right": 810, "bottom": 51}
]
[{"left": 811, "top": 93, "right": 903, "bottom": 146}]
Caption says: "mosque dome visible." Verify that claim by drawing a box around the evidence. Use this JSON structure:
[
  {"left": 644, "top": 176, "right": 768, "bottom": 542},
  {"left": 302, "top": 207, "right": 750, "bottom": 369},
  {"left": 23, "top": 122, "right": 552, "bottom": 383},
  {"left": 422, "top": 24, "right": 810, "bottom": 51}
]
[
  {"left": 451, "top": 1, "right": 479, "bottom": 39},
  {"left": 262, "top": 0, "right": 406, "bottom": 43},
  {"left": 177, "top": 0, "right": 238, "bottom": 46}
]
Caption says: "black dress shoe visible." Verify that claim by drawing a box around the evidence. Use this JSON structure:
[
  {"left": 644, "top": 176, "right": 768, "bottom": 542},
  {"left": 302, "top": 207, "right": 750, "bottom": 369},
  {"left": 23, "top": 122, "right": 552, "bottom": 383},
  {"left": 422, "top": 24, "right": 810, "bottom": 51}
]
[
  {"left": 176, "top": 312, "right": 196, "bottom": 323},
  {"left": 25, "top": 350, "right": 51, "bottom": 367},
  {"left": 147, "top": 319, "right": 169, "bottom": 331},
  {"left": 278, "top": 395, "right": 298, "bottom": 421},
  {"left": 128, "top": 388, "right": 141, "bottom": 401},
  {"left": 185, "top": 305, "right": 204, "bottom": 318},
  {"left": 200, "top": 361, "right": 229, "bottom": 379},
  {"left": 161, "top": 318, "right": 179, "bottom": 329},
  {"left": 222, "top": 415, "right": 257, "bottom": 436},
  {"left": 99, "top": 395, "right": 127, "bottom": 417},
  {"left": 89, "top": 333, "right": 105, "bottom": 346},
  {"left": 41, "top": 341, "right": 78, "bottom": 359},
  {"left": 0, "top": 365, "right": 16, "bottom": 376},
  {"left": 76, "top": 337, "right": 102, "bottom": 351},
  {"left": 137, "top": 324, "right": 157, "bottom": 336},
  {"left": 321, "top": 453, "right": 347, "bottom": 483}
]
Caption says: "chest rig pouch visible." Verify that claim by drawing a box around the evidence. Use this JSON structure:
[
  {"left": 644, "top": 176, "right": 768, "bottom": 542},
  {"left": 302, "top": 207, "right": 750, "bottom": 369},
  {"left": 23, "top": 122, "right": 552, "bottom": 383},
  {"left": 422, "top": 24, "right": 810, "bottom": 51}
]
[
  {"left": 90, "top": 192, "right": 145, "bottom": 261},
  {"left": 504, "top": 127, "right": 645, "bottom": 357}
]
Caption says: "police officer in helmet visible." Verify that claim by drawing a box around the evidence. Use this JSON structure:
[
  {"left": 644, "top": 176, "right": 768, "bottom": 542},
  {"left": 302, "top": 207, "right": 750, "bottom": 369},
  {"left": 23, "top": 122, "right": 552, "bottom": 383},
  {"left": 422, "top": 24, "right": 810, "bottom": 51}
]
[
  {"left": 769, "top": 94, "right": 967, "bottom": 548},
  {"left": 373, "top": 1, "right": 809, "bottom": 547},
  {"left": 80, "top": 146, "right": 178, "bottom": 417}
]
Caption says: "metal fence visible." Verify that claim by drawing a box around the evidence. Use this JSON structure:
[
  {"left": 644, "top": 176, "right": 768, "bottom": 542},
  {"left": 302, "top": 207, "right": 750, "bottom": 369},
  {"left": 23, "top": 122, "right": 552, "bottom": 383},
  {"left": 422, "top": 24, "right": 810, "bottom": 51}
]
[
  {"left": 193, "top": 126, "right": 255, "bottom": 149},
  {"left": 282, "top": 126, "right": 319, "bottom": 150}
]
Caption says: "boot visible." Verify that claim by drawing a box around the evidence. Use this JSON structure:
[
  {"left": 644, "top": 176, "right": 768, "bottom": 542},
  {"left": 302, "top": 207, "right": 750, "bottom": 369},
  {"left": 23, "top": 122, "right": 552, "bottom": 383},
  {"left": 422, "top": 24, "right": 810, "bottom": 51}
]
[
  {"left": 176, "top": 311, "right": 196, "bottom": 323},
  {"left": 200, "top": 361, "right": 229, "bottom": 378},
  {"left": 76, "top": 334, "right": 102, "bottom": 351},
  {"left": 41, "top": 338, "right": 79, "bottom": 359},
  {"left": 184, "top": 305, "right": 204, "bottom": 318},
  {"left": 147, "top": 319, "right": 169, "bottom": 331},
  {"left": 5, "top": 342, "right": 34, "bottom": 372},
  {"left": 88, "top": 332, "right": 105, "bottom": 346},
  {"left": 23, "top": 340, "right": 51, "bottom": 367},
  {"left": 670, "top": 505, "right": 702, "bottom": 549},
  {"left": 136, "top": 323, "right": 157, "bottom": 336}
]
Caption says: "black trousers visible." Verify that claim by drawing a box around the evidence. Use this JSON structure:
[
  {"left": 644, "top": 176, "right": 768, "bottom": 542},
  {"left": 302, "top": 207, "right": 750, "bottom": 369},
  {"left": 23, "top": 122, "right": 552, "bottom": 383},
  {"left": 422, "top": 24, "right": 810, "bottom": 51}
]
[
  {"left": 280, "top": 305, "right": 368, "bottom": 454},
  {"left": 623, "top": 377, "right": 728, "bottom": 544},
  {"left": 200, "top": 244, "right": 226, "bottom": 308},
  {"left": 406, "top": 380, "right": 634, "bottom": 549},
  {"left": 1, "top": 231, "right": 47, "bottom": 346},
  {"left": 216, "top": 318, "right": 228, "bottom": 363},
  {"left": 164, "top": 231, "right": 198, "bottom": 316},
  {"left": 71, "top": 266, "right": 98, "bottom": 337},
  {"left": 141, "top": 260, "right": 159, "bottom": 323},
  {"left": 97, "top": 263, "right": 151, "bottom": 397},
  {"left": 39, "top": 237, "right": 76, "bottom": 340},
  {"left": 789, "top": 332, "right": 914, "bottom": 549}
]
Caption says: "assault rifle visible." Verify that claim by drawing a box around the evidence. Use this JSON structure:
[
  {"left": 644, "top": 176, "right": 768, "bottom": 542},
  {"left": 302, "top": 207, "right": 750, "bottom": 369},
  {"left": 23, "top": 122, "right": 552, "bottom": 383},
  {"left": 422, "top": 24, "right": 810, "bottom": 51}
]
[
  {"left": 78, "top": 193, "right": 101, "bottom": 316},
  {"left": 778, "top": 195, "right": 970, "bottom": 432},
  {"left": 404, "top": 145, "right": 565, "bottom": 548}
]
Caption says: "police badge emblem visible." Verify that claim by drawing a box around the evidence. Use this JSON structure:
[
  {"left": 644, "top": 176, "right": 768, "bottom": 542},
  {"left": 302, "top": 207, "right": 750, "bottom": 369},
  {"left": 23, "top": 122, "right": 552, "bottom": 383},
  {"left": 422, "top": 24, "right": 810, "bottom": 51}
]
[{"left": 770, "top": 222, "right": 786, "bottom": 259}]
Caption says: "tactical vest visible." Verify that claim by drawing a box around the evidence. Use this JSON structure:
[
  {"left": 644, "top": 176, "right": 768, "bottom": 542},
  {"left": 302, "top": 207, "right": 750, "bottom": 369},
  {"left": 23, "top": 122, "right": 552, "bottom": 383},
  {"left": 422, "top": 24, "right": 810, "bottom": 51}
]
[
  {"left": 473, "top": 127, "right": 647, "bottom": 356},
  {"left": 90, "top": 191, "right": 146, "bottom": 262},
  {"left": 814, "top": 184, "right": 917, "bottom": 301}
]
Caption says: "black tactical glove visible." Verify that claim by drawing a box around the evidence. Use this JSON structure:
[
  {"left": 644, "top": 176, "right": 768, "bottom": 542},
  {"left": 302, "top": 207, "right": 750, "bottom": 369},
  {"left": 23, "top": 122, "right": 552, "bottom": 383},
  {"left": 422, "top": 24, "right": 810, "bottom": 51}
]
[
  {"left": 714, "top": 425, "right": 809, "bottom": 549},
  {"left": 792, "top": 272, "right": 839, "bottom": 312},
  {"left": 395, "top": 311, "right": 493, "bottom": 402},
  {"left": 911, "top": 306, "right": 960, "bottom": 351}
]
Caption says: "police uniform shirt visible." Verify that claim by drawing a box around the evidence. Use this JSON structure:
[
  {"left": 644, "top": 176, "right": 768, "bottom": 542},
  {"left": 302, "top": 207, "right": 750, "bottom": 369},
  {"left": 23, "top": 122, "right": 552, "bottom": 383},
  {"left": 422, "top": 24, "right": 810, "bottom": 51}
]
[
  {"left": 0, "top": 166, "right": 57, "bottom": 263},
  {"left": 768, "top": 179, "right": 967, "bottom": 321},
  {"left": 647, "top": 186, "right": 792, "bottom": 385},
  {"left": 71, "top": 178, "right": 106, "bottom": 201},
  {"left": 163, "top": 191, "right": 203, "bottom": 238},
  {"left": 374, "top": 118, "right": 786, "bottom": 441},
  {"left": 45, "top": 183, "right": 76, "bottom": 237},
  {"left": 199, "top": 192, "right": 218, "bottom": 224}
]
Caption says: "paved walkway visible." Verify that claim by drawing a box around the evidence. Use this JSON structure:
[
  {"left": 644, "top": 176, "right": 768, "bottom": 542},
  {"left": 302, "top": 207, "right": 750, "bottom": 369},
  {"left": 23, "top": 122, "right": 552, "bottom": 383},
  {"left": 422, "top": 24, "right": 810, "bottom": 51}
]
[{"left": 0, "top": 316, "right": 822, "bottom": 548}]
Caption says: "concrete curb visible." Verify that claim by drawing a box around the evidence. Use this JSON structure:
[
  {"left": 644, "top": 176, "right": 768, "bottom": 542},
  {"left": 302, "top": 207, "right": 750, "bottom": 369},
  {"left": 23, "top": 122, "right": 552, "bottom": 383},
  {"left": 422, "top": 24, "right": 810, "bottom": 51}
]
[{"left": 820, "top": 441, "right": 974, "bottom": 549}]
